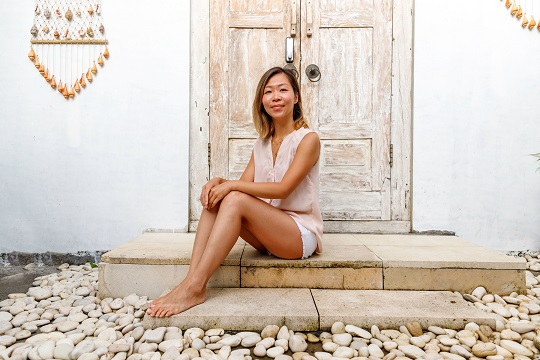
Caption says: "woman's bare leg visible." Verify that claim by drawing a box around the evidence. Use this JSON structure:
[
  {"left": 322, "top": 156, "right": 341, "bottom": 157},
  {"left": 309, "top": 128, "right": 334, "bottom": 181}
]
[
  {"left": 147, "top": 191, "right": 302, "bottom": 317},
  {"left": 148, "top": 205, "right": 222, "bottom": 310}
]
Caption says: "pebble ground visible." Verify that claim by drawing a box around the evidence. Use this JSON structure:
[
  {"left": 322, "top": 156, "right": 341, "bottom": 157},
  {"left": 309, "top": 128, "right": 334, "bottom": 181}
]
[{"left": 0, "top": 253, "right": 539, "bottom": 360}]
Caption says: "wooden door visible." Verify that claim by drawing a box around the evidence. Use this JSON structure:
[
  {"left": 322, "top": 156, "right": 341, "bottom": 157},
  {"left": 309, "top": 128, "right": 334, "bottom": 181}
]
[
  {"left": 209, "top": 0, "right": 410, "bottom": 232},
  {"left": 301, "top": 0, "right": 393, "bottom": 230}
]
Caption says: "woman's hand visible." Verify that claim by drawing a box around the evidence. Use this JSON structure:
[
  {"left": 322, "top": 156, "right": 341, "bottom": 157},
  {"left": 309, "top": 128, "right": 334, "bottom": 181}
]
[
  {"left": 200, "top": 177, "right": 222, "bottom": 209},
  {"left": 207, "top": 181, "right": 235, "bottom": 209}
]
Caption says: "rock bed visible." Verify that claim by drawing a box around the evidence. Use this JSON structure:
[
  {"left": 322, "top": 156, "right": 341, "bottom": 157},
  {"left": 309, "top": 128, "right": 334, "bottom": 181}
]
[{"left": 0, "top": 255, "right": 539, "bottom": 360}]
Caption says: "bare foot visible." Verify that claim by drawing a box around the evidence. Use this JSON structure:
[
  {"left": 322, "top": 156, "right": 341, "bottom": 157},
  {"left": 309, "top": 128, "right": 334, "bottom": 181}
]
[{"left": 146, "top": 282, "right": 207, "bottom": 317}]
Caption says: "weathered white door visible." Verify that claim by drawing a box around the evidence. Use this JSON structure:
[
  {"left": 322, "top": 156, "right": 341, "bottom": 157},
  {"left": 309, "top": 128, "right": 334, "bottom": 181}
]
[
  {"left": 301, "top": 0, "right": 393, "bottom": 230},
  {"left": 208, "top": 0, "right": 411, "bottom": 232}
]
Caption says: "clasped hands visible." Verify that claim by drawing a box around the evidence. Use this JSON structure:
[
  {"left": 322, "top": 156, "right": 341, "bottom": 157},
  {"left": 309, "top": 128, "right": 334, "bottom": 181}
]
[{"left": 200, "top": 177, "right": 235, "bottom": 210}]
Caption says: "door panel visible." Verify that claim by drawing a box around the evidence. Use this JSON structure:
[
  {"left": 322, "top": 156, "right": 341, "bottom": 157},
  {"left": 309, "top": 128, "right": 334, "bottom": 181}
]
[
  {"left": 301, "top": 0, "right": 393, "bottom": 221},
  {"left": 210, "top": 0, "right": 297, "bottom": 179}
]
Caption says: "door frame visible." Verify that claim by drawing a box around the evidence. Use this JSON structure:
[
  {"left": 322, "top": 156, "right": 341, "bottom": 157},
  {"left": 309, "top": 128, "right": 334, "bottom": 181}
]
[{"left": 188, "top": 0, "right": 413, "bottom": 233}]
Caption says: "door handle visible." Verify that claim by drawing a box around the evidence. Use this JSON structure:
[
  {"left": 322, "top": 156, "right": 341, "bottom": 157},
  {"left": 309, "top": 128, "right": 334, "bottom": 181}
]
[
  {"left": 307, "top": 0, "right": 313, "bottom": 36},
  {"left": 285, "top": 37, "right": 294, "bottom": 63},
  {"left": 306, "top": 64, "right": 321, "bottom": 82},
  {"left": 291, "top": 0, "right": 297, "bottom": 36}
]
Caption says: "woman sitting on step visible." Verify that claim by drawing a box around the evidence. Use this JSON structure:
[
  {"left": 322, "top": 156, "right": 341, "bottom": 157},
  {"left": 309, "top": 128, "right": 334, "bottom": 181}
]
[{"left": 147, "top": 67, "right": 323, "bottom": 317}]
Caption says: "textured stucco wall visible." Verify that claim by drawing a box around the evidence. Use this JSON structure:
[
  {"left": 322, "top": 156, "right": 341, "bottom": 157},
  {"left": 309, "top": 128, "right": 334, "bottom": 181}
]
[
  {"left": 413, "top": 1, "right": 540, "bottom": 250},
  {"left": 0, "top": 1, "right": 190, "bottom": 252}
]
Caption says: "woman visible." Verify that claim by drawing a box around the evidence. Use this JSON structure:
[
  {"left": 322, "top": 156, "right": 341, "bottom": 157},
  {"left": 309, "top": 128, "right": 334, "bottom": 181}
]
[{"left": 147, "top": 67, "right": 323, "bottom": 318}]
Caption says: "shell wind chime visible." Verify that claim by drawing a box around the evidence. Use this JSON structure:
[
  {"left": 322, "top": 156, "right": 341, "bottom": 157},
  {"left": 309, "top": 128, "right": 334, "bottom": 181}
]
[
  {"left": 28, "top": 0, "right": 109, "bottom": 100},
  {"left": 502, "top": 0, "right": 540, "bottom": 31}
]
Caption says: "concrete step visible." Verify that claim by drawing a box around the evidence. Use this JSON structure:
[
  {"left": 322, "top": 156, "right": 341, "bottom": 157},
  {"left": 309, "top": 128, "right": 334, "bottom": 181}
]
[
  {"left": 98, "top": 233, "right": 526, "bottom": 299},
  {"left": 142, "top": 288, "right": 499, "bottom": 331}
]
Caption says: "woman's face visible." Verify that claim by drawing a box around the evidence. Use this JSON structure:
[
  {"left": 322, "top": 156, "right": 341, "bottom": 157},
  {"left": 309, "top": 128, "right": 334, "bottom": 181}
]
[{"left": 262, "top": 73, "right": 298, "bottom": 123}]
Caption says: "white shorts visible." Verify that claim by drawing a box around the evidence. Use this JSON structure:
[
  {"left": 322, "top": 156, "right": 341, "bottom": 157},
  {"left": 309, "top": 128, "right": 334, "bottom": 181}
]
[{"left": 293, "top": 219, "right": 317, "bottom": 259}]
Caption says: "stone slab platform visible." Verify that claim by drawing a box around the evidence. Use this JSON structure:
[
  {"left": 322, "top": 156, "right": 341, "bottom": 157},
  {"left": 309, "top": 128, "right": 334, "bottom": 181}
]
[
  {"left": 142, "top": 288, "right": 498, "bottom": 331},
  {"left": 99, "top": 233, "right": 526, "bottom": 299}
]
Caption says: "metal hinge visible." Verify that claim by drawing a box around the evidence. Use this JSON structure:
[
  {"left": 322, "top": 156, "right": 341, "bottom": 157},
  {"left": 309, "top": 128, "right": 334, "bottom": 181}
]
[
  {"left": 208, "top": 143, "right": 211, "bottom": 166},
  {"left": 390, "top": 144, "right": 393, "bottom": 167}
]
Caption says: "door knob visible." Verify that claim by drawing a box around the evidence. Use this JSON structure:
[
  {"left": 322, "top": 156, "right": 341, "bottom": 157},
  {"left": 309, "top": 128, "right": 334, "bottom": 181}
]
[
  {"left": 283, "top": 64, "right": 299, "bottom": 79},
  {"left": 306, "top": 64, "right": 321, "bottom": 82}
]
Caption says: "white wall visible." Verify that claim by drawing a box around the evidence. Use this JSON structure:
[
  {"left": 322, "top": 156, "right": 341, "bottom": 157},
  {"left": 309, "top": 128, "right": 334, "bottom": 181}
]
[
  {"left": 413, "top": 1, "right": 540, "bottom": 250},
  {"left": 0, "top": 1, "right": 190, "bottom": 252}
]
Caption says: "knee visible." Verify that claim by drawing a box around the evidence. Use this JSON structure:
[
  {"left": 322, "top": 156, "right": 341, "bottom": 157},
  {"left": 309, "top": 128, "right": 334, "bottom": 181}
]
[{"left": 220, "top": 191, "right": 248, "bottom": 209}]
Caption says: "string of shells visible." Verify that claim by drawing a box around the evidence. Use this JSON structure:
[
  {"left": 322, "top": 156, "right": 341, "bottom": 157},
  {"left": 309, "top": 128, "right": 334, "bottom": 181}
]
[
  {"left": 503, "top": 0, "right": 539, "bottom": 30},
  {"left": 27, "top": 45, "right": 109, "bottom": 99},
  {"left": 29, "top": 0, "right": 109, "bottom": 100}
]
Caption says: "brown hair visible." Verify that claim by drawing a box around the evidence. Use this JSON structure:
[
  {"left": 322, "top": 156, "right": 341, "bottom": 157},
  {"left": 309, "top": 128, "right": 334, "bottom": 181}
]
[{"left": 252, "top": 67, "right": 308, "bottom": 139}]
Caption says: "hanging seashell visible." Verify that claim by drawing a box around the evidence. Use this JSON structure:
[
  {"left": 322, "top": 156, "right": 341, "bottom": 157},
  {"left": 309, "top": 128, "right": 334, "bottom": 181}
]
[
  {"left": 91, "top": 62, "right": 98, "bottom": 74},
  {"left": 54, "top": 30, "right": 60, "bottom": 39},
  {"left": 88, "top": 5, "right": 94, "bottom": 15},
  {"left": 103, "top": 47, "right": 110, "bottom": 59},
  {"left": 58, "top": 81, "right": 64, "bottom": 93},
  {"left": 56, "top": 9, "right": 62, "bottom": 17},
  {"left": 522, "top": 14, "right": 529, "bottom": 27},
  {"left": 44, "top": 69, "right": 50, "bottom": 82},
  {"left": 76, "top": 8, "right": 81, "bottom": 16},
  {"left": 98, "top": 54, "right": 105, "bottom": 66},
  {"left": 43, "top": 26, "right": 50, "bottom": 34},
  {"left": 529, "top": 16, "right": 536, "bottom": 29},
  {"left": 64, "top": 29, "right": 70, "bottom": 39},
  {"left": 537, "top": 20, "right": 540, "bottom": 30},
  {"left": 44, "top": 8, "right": 51, "bottom": 18},
  {"left": 78, "top": 29, "right": 86, "bottom": 37},
  {"left": 35, "top": 5, "right": 40, "bottom": 15},
  {"left": 87, "top": 27, "right": 94, "bottom": 37},
  {"left": 50, "top": 76, "right": 57, "bottom": 89},
  {"left": 96, "top": 4, "right": 101, "bottom": 15},
  {"left": 33, "top": 56, "right": 40, "bottom": 69},
  {"left": 30, "top": 25, "right": 38, "bottom": 37},
  {"left": 511, "top": 2, "right": 518, "bottom": 16},
  {"left": 80, "top": 74, "right": 86, "bottom": 88},
  {"left": 86, "top": 69, "right": 93, "bottom": 82},
  {"left": 99, "top": 24, "right": 105, "bottom": 34},
  {"left": 74, "top": 81, "right": 81, "bottom": 93},
  {"left": 505, "top": 0, "right": 512, "bottom": 8},
  {"left": 516, "top": 6, "right": 523, "bottom": 19},
  {"left": 28, "top": 47, "right": 35, "bottom": 61},
  {"left": 68, "top": 86, "right": 75, "bottom": 98},
  {"left": 39, "top": 64, "right": 45, "bottom": 74},
  {"left": 62, "top": 87, "right": 69, "bottom": 99},
  {"left": 65, "top": 9, "right": 73, "bottom": 21}
]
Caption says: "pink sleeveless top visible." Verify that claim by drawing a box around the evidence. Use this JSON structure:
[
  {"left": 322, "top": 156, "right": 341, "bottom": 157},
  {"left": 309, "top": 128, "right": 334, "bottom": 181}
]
[{"left": 253, "top": 127, "right": 323, "bottom": 254}]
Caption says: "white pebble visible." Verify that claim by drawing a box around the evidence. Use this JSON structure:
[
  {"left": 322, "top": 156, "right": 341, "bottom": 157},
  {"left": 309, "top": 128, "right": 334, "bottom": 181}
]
[
  {"left": 331, "top": 322, "right": 346, "bottom": 334},
  {"left": 277, "top": 326, "right": 290, "bottom": 340},
  {"left": 333, "top": 346, "right": 354, "bottom": 358},
  {"left": 345, "top": 325, "right": 372, "bottom": 339},
  {"left": 218, "top": 335, "right": 241, "bottom": 347},
  {"left": 254, "top": 344, "right": 267, "bottom": 357},
  {"left": 314, "top": 352, "right": 332, "bottom": 360},
  {"left": 267, "top": 346, "right": 285, "bottom": 358},
  {"left": 368, "top": 344, "right": 384, "bottom": 358},
  {"left": 242, "top": 334, "right": 262, "bottom": 348},
  {"left": 289, "top": 334, "right": 308, "bottom": 353},
  {"left": 398, "top": 344, "right": 426, "bottom": 359},
  {"left": 333, "top": 333, "right": 352, "bottom": 346}
]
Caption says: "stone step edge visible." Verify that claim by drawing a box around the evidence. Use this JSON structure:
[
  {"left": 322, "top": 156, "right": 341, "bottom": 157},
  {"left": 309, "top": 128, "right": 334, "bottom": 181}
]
[{"left": 142, "top": 288, "right": 499, "bottom": 331}]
